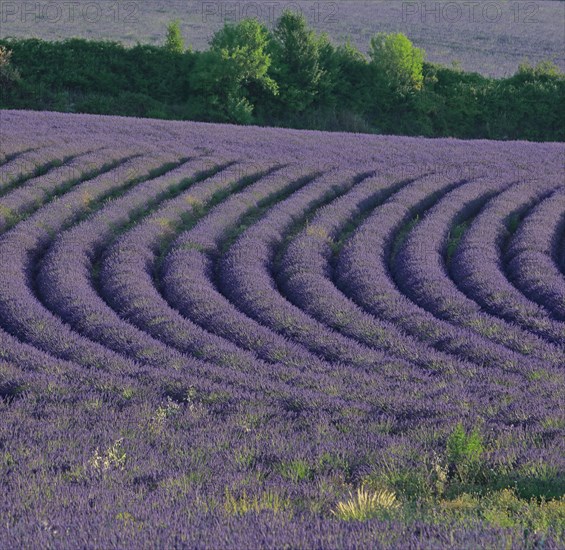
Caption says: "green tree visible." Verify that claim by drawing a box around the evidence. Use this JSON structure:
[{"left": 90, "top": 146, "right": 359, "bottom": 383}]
[
  {"left": 165, "top": 20, "right": 185, "bottom": 54},
  {"left": 369, "top": 32, "right": 424, "bottom": 95},
  {"left": 366, "top": 32, "right": 425, "bottom": 131},
  {"left": 189, "top": 19, "right": 276, "bottom": 124},
  {"left": 268, "top": 11, "right": 324, "bottom": 116},
  {"left": 330, "top": 40, "right": 372, "bottom": 114},
  {"left": 210, "top": 18, "right": 277, "bottom": 97}
]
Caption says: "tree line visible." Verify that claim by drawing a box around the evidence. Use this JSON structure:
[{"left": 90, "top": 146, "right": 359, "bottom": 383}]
[{"left": 1, "top": 12, "right": 563, "bottom": 141}]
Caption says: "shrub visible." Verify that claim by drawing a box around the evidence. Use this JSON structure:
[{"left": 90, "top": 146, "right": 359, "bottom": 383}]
[
  {"left": 369, "top": 32, "right": 424, "bottom": 95},
  {"left": 332, "top": 486, "right": 400, "bottom": 520},
  {"left": 446, "top": 422, "right": 484, "bottom": 484},
  {"left": 165, "top": 20, "right": 185, "bottom": 54},
  {"left": 190, "top": 19, "right": 276, "bottom": 124},
  {"left": 0, "top": 45, "right": 20, "bottom": 95}
]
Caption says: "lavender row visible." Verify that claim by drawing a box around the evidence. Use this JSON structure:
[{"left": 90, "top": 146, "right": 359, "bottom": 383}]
[
  {"left": 0, "top": 145, "right": 42, "bottom": 167},
  {"left": 160, "top": 166, "right": 346, "bottom": 372},
  {"left": 276, "top": 172, "right": 483, "bottom": 374},
  {"left": 160, "top": 166, "right": 548, "bottom": 418},
  {"left": 95, "top": 164, "right": 398, "bottom": 410},
  {"left": 36, "top": 156, "right": 221, "bottom": 372},
  {"left": 0, "top": 143, "right": 96, "bottom": 195},
  {"left": 452, "top": 181, "right": 565, "bottom": 340},
  {"left": 0, "top": 148, "right": 132, "bottom": 232},
  {"left": 393, "top": 178, "right": 564, "bottom": 360},
  {"left": 90, "top": 160, "right": 375, "bottom": 410},
  {"left": 217, "top": 169, "right": 422, "bottom": 371},
  {"left": 98, "top": 161, "right": 280, "bottom": 371},
  {"left": 335, "top": 173, "right": 558, "bottom": 372},
  {"left": 0, "top": 153, "right": 179, "bottom": 373},
  {"left": 506, "top": 188, "right": 565, "bottom": 322}
]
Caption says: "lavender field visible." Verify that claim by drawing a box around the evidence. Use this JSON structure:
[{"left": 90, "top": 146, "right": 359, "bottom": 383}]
[
  {"left": 0, "top": 109, "right": 564, "bottom": 548},
  {"left": 1, "top": 1, "right": 564, "bottom": 77}
]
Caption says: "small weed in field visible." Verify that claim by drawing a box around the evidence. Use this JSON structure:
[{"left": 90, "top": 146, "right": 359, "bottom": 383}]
[
  {"left": 446, "top": 422, "right": 484, "bottom": 484},
  {"left": 278, "top": 459, "right": 313, "bottom": 483},
  {"left": 332, "top": 486, "right": 400, "bottom": 520},
  {"left": 150, "top": 397, "right": 181, "bottom": 433},
  {"left": 90, "top": 438, "right": 127, "bottom": 472}
]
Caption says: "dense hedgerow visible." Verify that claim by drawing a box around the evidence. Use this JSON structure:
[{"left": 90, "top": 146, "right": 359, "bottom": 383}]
[{"left": 1, "top": 11, "right": 564, "bottom": 141}]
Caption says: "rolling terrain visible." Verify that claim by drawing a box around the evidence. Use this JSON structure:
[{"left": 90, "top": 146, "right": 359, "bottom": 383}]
[{"left": 0, "top": 109, "right": 564, "bottom": 547}]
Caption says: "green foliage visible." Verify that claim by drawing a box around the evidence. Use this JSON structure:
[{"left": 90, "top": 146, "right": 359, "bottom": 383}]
[
  {"left": 437, "top": 490, "right": 565, "bottom": 536},
  {"left": 0, "top": 38, "right": 194, "bottom": 115},
  {"left": 446, "top": 422, "right": 484, "bottom": 483},
  {"left": 165, "top": 20, "right": 185, "bottom": 54},
  {"left": 189, "top": 19, "right": 277, "bottom": 124},
  {"left": 0, "top": 21, "right": 562, "bottom": 141},
  {"left": 369, "top": 32, "right": 424, "bottom": 95},
  {"left": 328, "top": 40, "right": 372, "bottom": 115},
  {"left": 0, "top": 45, "right": 20, "bottom": 94},
  {"left": 267, "top": 11, "right": 324, "bottom": 115},
  {"left": 366, "top": 33, "right": 425, "bottom": 131},
  {"left": 210, "top": 18, "right": 276, "bottom": 94},
  {"left": 278, "top": 459, "right": 313, "bottom": 483},
  {"left": 189, "top": 50, "right": 254, "bottom": 124}
]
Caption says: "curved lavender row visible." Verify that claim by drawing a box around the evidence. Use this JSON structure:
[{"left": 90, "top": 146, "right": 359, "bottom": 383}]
[
  {"left": 0, "top": 149, "right": 305, "bottom": 403},
  {"left": 0, "top": 142, "right": 54, "bottom": 175},
  {"left": 505, "top": 188, "right": 565, "bottom": 321},
  {"left": 393, "top": 178, "right": 565, "bottom": 360},
  {"left": 97, "top": 164, "right": 377, "bottom": 381},
  {"left": 0, "top": 143, "right": 93, "bottom": 195},
  {"left": 277, "top": 173, "right": 481, "bottom": 373},
  {"left": 99, "top": 162, "right": 283, "bottom": 369},
  {"left": 161, "top": 167, "right": 341, "bottom": 370},
  {"left": 97, "top": 163, "right": 328, "bottom": 373},
  {"left": 160, "top": 166, "right": 455, "bottom": 407},
  {"left": 0, "top": 325, "right": 85, "bottom": 374},
  {"left": 217, "top": 170, "right": 416, "bottom": 370},
  {"left": 452, "top": 182, "right": 565, "bottom": 337},
  {"left": 335, "top": 174, "right": 556, "bottom": 372},
  {"left": 36, "top": 156, "right": 221, "bottom": 370},
  {"left": 96, "top": 165, "right": 390, "bottom": 409},
  {"left": 0, "top": 153, "right": 179, "bottom": 373},
  {"left": 0, "top": 148, "right": 126, "bottom": 232}
]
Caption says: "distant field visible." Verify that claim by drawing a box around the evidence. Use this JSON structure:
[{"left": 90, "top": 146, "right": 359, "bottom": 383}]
[
  {"left": 1, "top": 0, "right": 564, "bottom": 76},
  {"left": 1, "top": 110, "right": 564, "bottom": 547}
]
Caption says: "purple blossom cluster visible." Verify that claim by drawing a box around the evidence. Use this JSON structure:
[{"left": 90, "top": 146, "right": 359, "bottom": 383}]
[{"left": 0, "top": 110, "right": 564, "bottom": 548}]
